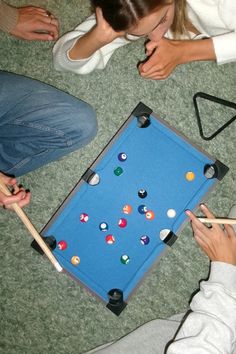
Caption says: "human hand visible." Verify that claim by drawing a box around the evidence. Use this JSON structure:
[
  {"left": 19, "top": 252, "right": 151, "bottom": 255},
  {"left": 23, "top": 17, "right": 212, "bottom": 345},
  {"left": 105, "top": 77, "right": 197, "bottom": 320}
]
[
  {"left": 138, "top": 38, "right": 183, "bottom": 80},
  {"left": 0, "top": 173, "right": 31, "bottom": 210},
  {"left": 10, "top": 6, "right": 59, "bottom": 41},
  {"left": 186, "top": 204, "right": 236, "bottom": 266},
  {"left": 94, "top": 7, "right": 125, "bottom": 44}
]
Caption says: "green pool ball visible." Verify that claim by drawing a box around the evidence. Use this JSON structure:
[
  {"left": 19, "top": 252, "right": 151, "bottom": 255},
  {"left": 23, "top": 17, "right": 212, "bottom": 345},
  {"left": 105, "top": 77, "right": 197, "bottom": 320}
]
[
  {"left": 120, "top": 255, "right": 130, "bottom": 264},
  {"left": 114, "top": 167, "right": 123, "bottom": 176}
]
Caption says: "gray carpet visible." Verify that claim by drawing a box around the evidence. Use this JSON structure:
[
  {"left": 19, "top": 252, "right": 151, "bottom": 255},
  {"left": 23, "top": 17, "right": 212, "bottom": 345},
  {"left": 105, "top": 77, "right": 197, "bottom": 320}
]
[{"left": 0, "top": 1, "right": 235, "bottom": 353}]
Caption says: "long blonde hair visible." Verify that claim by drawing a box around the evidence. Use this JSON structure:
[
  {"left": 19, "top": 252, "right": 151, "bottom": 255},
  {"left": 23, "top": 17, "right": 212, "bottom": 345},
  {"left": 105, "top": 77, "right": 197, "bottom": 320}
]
[{"left": 171, "top": 0, "right": 188, "bottom": 37}]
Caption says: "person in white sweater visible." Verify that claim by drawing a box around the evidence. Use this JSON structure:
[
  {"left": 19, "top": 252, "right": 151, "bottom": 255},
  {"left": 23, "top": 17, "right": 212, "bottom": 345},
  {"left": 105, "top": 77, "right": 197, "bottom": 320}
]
[
  {"left": 53, "top": 0, "right": 236, "bottom": 79},
  {"left": 85, "top": 203, "right": 236, "bottom": 354}
]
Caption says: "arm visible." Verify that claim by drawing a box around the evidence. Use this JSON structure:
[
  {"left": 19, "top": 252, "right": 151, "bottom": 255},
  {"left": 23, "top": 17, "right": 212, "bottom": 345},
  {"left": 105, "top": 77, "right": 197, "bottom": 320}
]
[
  {"left": 0, "top": 0, "right": 59, "bottom": 41},
  {"left": 167, "top": 262, "right": 236, "bottom": 354},
  {"left": 68, "top": 7, "right": 125, "bottom": 60},
  {"left": 0, "top": 172, "right": 30, "bottom": 209},
  {"left": 167, "top": 204, "right": 236, "bottom": 354},
  {"left": 53, "top": 10, "right": 132, "bottom": 74}
]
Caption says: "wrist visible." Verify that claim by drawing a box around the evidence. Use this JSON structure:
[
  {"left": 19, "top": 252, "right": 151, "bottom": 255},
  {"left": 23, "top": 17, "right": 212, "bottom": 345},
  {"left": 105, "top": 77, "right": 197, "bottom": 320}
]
[{"left": 176, "top": 38, "right": 216, "bottom": 64}]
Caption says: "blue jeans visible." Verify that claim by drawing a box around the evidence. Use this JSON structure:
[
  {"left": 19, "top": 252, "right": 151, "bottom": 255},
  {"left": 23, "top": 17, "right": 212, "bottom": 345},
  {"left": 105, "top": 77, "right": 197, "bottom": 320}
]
[{"left": 0, "top": 71, "right": 97, "bottom": 176}]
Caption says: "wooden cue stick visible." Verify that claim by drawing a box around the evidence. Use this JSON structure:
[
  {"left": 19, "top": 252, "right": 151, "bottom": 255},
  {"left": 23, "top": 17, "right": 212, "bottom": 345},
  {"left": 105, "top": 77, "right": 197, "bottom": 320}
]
[
  {"left": 0, "top": 178, "right": 62, "bottom": 272},
  {"left": 198, "top": 217, "right": 236, "bottom": 225}
]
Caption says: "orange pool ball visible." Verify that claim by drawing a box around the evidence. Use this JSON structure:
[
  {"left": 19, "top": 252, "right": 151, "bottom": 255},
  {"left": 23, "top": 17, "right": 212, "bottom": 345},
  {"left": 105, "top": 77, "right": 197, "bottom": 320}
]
[
  {"left": 185, "top": 171, "right": 195, "bottom": 181},
  {"left": 145, "top": 210, "right": 155, "bottom": 220},
  {"left": 123, "top": 204, "right": 132, "bottom": 214}
]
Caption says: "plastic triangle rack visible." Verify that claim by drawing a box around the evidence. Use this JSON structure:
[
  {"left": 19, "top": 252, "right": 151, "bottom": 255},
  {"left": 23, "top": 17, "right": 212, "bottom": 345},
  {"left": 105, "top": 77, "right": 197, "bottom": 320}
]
[{"left": 193, "top": 92, "right": 236, "bottom": 140}]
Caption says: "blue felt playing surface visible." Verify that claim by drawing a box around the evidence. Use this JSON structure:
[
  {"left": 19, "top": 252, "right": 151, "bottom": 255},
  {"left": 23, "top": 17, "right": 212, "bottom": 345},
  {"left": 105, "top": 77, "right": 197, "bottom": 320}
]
[{"left": 42, "top": 113, "right": 216, "bottom": 303}]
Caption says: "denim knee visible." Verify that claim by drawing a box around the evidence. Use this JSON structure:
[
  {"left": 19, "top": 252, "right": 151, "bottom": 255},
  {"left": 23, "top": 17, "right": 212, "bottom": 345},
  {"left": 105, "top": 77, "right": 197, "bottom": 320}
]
[{"left": 67, "top": 100, "right": 98, "bottom": 149}]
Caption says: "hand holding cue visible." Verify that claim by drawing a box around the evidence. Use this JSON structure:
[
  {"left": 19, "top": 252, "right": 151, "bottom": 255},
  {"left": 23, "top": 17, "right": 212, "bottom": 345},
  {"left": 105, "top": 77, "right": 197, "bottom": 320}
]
[
  {"left": 0, "top": 177, "right": 62, "bottom": 272},
  {"left": 198, "top": 217, "right": 236, "bottom": 225}
]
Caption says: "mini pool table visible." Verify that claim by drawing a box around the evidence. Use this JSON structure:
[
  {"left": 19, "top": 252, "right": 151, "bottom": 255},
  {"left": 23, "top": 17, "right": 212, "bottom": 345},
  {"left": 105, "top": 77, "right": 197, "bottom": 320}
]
[{"left": 38, "top": 102, "right": 228, "bottom": 315}]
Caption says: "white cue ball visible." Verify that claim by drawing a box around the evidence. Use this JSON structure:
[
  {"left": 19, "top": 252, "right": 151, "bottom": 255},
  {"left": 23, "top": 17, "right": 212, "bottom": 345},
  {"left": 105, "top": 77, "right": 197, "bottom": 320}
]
[{"left": 167, "top": 209, "right": 176, "bottom": 218}]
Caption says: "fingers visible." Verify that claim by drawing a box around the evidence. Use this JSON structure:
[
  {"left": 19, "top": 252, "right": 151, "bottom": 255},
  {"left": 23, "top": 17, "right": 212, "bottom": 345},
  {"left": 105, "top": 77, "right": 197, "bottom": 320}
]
[
  {"left": 199, "top": 204, "right": 216, "bottom": 219},
  {"left": 145, "top": 41, "right": 158, "bottom": 56},
  {"left": 139, "top": 58, "right": 170, "bottom": 80},
  {"left": 13, "top": 6, "right": 59, "bottom": 41},
  {"left": 34, "top": 16, "right": 59, "bottom": 40},
  {"left": 0, "top": 173, "right": 31, "bottom": 210},
  {"left": 224, "top": 224, "right": 236, "bottom": 239},
  {"left": 185, "top": 205, "right": 236, "bottom": 264},
  {"left": 95, "top": 7, "right": 103, "bottom": 19},
  {"left": 1, "top": 190, "right": 31, "bottom": 209}
]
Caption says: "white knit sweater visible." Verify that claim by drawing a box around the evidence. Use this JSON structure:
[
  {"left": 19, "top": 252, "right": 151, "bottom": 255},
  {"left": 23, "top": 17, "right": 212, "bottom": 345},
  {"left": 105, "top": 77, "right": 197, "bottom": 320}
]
[
  {"left": 53, "top": 0, "right": 236, "bottom": 74},
  {"left": 85, "top": 262, "right": 236, "bottom": 354}
]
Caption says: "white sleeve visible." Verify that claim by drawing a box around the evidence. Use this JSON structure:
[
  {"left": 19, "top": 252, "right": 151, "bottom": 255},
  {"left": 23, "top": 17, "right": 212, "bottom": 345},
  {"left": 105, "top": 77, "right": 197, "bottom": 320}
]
[
  {"left": 53, "top": 14, "right": 132, "bottom": 74},
  {"left": 167, "top": 262, "right": 236, "bottom": 354},
  {"left": 213, "top": 0, "right": 236, "bottom": 64}
]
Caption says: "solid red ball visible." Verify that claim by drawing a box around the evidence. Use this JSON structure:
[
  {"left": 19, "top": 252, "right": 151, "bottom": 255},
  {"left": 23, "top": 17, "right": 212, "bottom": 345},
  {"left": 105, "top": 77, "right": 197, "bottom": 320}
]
[{"left": 58, "top": 240, "right": 67, "bottom": 250}]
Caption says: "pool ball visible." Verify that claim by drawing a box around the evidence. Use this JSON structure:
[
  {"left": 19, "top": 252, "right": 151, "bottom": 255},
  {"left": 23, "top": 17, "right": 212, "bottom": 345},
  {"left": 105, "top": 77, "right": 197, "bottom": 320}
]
[
  {"left": 120, "top": 255, "right": 130, "bottom": 265},
  {"left": 123, "top": 204, "right": 132, "bottom": 214},
  {"left": 118, "top": 218, "right": 127, "bottom": 228},
  {"left": 118, "top": 152, "right": 127, "bottom": 162},
  {"left": 138, "top": 189, "right": 147, "bottom": 198},
  {"left": 185, "top": 171, "right": 195, "bottom": 181},
  {"left": 106, "top": 234, "right": 115, "bottom": 244},
  {"left": 57, "top": 240, "right": 67, "bottom": 250},
  {"left": 145, "top": 210, "right": 155, "bottom": 220},
  {"left": 114, "top": 167, "right": 123, "bottom": 176},
  {"left": 138, "top": 205, "right": 148, "bottom": 214},
  {"left": 99, "top": 222, "right": 108, "bottom": 231},
  {"left": 80, "top": 213, "right": 89, "bottom": 223},
  {"left": 140, "top": 235, "right": 150, "bottom": 245},
  {"left": 167, "top": 209, "right": 176, "bottom": 218},
  {"left": 71, "top": 256, "right": 80, "bottom": 266}
]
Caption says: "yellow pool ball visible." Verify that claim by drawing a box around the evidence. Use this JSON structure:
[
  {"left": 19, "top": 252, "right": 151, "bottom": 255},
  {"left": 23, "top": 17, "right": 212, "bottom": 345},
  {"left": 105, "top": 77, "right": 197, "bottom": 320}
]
[
  {"left": 71, "top": 256, "right": 80, "bottom": 266},
  {"left": 185, "top": 171, "right": 195, "bottom": 181}
]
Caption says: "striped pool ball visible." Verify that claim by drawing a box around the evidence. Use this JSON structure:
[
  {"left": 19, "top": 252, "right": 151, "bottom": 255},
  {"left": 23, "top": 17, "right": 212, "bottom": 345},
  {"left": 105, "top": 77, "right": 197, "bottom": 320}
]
[
  {"left": 80, "top": 213, "right": 89, "bottom": 223},
  {"left": 106, "top": 234, "right": 115, "bottom": 244},
  {"left": 145, "top": 210, "right": 155, "bottom": 220},
  {"left": 120, "top": 255, "right": 130, "bottom": 264},
  {"left": 140, "top": 235, "right": 150, "bottom": 245}
]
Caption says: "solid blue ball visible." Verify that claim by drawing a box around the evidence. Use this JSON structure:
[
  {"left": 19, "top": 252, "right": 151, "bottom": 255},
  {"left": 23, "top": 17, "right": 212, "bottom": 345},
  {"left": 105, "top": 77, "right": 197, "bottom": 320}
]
[
  {"left": 118, "top": 152, "right": 127, "bottom": 162},
  {"left": 138, "top": 205, "right": 148, "bottom": 214}
]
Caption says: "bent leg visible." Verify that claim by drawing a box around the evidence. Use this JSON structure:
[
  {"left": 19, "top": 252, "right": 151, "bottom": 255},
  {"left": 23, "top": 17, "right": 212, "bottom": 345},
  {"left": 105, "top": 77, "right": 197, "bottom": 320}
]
[{"left": 0, "top": 71, "right": 97, "bottom": 176}]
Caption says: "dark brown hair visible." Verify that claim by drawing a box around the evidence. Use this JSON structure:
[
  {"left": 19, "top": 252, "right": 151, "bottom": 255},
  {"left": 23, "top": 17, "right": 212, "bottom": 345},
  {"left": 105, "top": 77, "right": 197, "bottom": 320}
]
[{"left": 92, "top": 0, "right": 188, "bottom": 36}]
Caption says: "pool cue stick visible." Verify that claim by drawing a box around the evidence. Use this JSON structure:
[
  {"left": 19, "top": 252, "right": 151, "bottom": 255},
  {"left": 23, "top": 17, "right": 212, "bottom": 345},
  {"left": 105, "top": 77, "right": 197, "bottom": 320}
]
[
  {"left": 198, "top": 217, "right": 236, "bottom": 225},
  {"left": 0, "top": 178, "right": 62, "bottom": 272}
]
